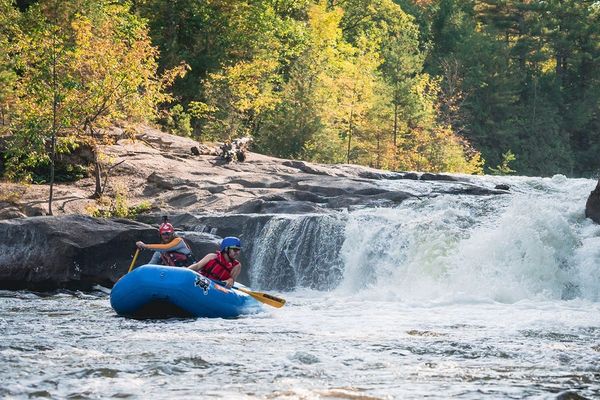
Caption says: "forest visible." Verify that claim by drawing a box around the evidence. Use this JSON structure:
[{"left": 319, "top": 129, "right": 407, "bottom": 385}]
[{"left": 1, "top": 0, "right": 599, "bottom": 180}]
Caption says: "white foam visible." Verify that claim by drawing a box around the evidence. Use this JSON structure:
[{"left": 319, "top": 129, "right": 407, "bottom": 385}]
[{"left": 337, "top": 176, "right": 599, "bottom": 303}]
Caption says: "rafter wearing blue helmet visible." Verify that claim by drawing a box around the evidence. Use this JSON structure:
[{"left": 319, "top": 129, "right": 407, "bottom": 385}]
[{"left": 188, "top": 236, "right": 242, "bottom": 288}]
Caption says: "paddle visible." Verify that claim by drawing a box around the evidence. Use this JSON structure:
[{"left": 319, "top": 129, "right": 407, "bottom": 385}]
[
  {"left": 232, "top": 286, "right": 286, "bottom": 308},
  {"left": 127, "top": 248, "right": 140, "bottom": 273},
  {"left": 215, "top": 280, "right": 286, "bottom": 308}
]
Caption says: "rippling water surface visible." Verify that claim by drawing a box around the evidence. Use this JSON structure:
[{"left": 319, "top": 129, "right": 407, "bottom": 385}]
[{"left": 2, "top": 290, "right": 600, "bottom": 399}]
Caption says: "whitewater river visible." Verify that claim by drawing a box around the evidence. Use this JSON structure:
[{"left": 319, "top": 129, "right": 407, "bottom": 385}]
[{"left": 2, "top": 174, "right": 600, "bottom": 399}]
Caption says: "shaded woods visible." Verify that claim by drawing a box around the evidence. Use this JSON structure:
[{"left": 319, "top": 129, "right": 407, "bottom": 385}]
[{"left": 1, "top": 0, "right": 599, "bottom": 184}]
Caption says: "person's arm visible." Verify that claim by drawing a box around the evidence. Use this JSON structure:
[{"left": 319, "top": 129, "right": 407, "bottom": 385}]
[
  {"left": 188, "top": 253, "right": 217, "bottom": 272},
  {"left": 223, "top": 263, "right": 242, "bottom": 288},
  {"left": 136, "top": 237, "right": 183, "bottom": 252}
]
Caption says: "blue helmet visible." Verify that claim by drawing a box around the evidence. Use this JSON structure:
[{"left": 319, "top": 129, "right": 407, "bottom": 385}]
[{"left": 220, "top": 236, "right": 241, "bottom": 251}]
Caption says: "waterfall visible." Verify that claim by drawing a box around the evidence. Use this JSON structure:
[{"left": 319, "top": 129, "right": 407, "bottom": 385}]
[
  {"left": 247, "top": 214, "right": 347, "bottom": 290},
  {"left": 246, "top": 175, "right": 600, "bottom": 303}
]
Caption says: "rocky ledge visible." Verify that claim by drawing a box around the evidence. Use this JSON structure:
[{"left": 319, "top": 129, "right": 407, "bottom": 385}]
[
  {"left": 7, "top": 125, "right": 598, "bottom": 290},
  {"left": 0, "top": 215, "right": 221, "bottom": 290},
  {"left": 1, "top": 125, "right": 507, "bottom": 218}
]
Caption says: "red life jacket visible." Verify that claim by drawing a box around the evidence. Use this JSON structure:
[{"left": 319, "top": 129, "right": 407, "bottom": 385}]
[
  {"left": 160, "top": 251, "right": 195, "bottom": 267},
  {"left": 201, "top": 251, "right": 239, "bottom": 281},
  {"left": 159, "top": 239, "right": 196, "bottom": 267}
]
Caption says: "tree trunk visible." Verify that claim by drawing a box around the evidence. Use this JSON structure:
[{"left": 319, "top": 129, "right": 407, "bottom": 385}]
[
  {"left": 346, "top": 110, "right": 353, "bottom": 164},
  {"left": 93, "top": 147, "right": 102, "bottom": 199},
  {"left": 48, "top": 121, "right": 56, "bottom": 215},
  {"left": 531, "top": 76, "right": 537, "bottom": 131},
  {"left": 48, "top": 30, "right": 58, "bottom": 216},
  {"left": 376, "top": 135, "right": 381, "bottom": 169},
  {"left": 393, "top": 103, "right": 398, "bottom": 147}
]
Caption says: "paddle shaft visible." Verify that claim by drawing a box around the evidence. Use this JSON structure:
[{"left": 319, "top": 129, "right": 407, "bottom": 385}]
[
  {"left": 127, "top": 248, "right": 140, "bottom": 273},
  {"left": 215, "top": 280, "right": 286, "bottom": 308},
  {"left": 233, "top": 286, "right": 286, "bottom": 308}
]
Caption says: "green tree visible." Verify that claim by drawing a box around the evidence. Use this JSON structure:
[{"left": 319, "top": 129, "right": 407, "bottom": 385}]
[
  {"left": 405, "top": 0, "right": 598, "bottom": 176},
  {"left": 489, "top": 149, "right": 516, "bottom": 175},
  {"left": 4, "top": 1, "right": 81, "bottom": 214},
  {"left": 136, "top": 0, "right": 309, "bottom": 138},
  {"left": 340, "top": 0, "right": 481, "bottom": 173},
  {"left": 255, "top": 1, "right": 347, "bottom": 162},
  {"left": 5, "top": 0, "right": 180, "bottom": 202},
  {"left": 332, "top": 35, "right": 382, "bottom": 164},
  {"left": 133, "top": 0, "right": 229, "bottom": 106},
  {"left": 68, "top": 1, "right": 183, "bottom": 197},
  {"left": 543, "top": 0, "right": 600, "bottom": 175},
  {"left": 198, "top": 1, "right": 310, "bottom": 140},
  {"left": 0, "top": 0, "right": 20, "bottom": 129}
]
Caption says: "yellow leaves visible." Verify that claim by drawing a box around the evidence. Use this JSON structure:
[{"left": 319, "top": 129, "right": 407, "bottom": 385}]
[
  {"left": 8, "top": 1, "right": 170, "bottom": 158},
  {"left": 65, "top": 4, "right": 165, "bottom": 131},
  {"left": 307, "top": 1, "right": 344, "bottom": 47},
  {"left": 385, "top": 123, "right": 484, "bottom": 174},
  {"left": 71, "top": 17, "right": 93, "bottom": 47},
  {"left": 188, "top": 101, "right": 216, "bottom": 120},
  {"left": 195, "top": 0, "right": 483, "bottom": 174},
  {"left": 3, "top": 1, "right": 183, "bottom": 191},
  {"left": 539, "top": 56, "right": 557, "bottom": 75},
  {"left": 207, "top": 56, "right": 280, "bottom": 118},
  {"left": 161, "top": 62, "right": 189, "bottom": 92}
]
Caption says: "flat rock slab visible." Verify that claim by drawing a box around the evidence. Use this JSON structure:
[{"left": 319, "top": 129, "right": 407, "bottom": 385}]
[{"left": 0, "top": 125, "right": 507, "bottom": 218}]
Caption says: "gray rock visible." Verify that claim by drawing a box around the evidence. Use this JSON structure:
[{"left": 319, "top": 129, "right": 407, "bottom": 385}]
[
  {"left": 0, "top": 205, "right": 26, "bottom": 220},
  {"left": 234, "top": 198, "right": 325, "bottom": 214},
  {"left": 147, "top": 171, "right": 199, "bottom": 190},
  {"left": 420, "top": 172, "right": 461, "bottom": 182},
  {"left": 555, "top": 391, "right": 590, "bottom": 400},
  {"left": 585, "top": 180, "right": 600, "bottom": 224},
  {"left": 167, "top": 191, "right": 201, "bottom": 208},
  {"left": 0, "top": 127, "right": 521, "bottom": 290},
  {"left": 1, "top": 127, "right": 509, "bottom": 217},
  {"left": 0, "top": 215, "right": 219, "bottom": 290}
]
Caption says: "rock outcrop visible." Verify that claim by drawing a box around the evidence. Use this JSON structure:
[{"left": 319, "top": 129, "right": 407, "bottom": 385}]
[
  {"left": 0, "top": 215, "right": 220, "bottom": 290},
  {"left": 585, "top": 179, "right": 600, "bottom": 223},
  {"left": 0, "top": 125, "right": 507, "bottom": 218},
  {"left": 0, "top": 125, "right": 514, "bottom": 290}
]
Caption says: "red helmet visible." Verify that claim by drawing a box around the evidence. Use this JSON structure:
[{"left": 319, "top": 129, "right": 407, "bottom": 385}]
[{"left": 159, "top": 222, "right": 175, "bottom": 235}]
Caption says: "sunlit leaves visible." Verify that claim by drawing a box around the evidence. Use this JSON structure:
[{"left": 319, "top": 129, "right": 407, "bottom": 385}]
[{"left": 3, "top": 0, "right": 179, "bottom": 194}]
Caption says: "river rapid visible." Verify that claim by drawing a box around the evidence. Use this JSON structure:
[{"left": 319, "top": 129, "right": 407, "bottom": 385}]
[{"left": 2, "top": 174, "right": 600, "bottom": 399}]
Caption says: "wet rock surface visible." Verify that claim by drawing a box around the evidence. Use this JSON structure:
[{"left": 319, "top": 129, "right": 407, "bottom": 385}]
[{"left": 585, "top": 179, "right": 600, "bottom": 224}]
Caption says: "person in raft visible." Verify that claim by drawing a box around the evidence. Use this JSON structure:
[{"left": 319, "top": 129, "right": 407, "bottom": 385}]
[
  {"left": 135, "top": 217, "right": 196, "bottom": 267},
  {"left": 188, "top": 236, "right": 242, "bottom": 288}
]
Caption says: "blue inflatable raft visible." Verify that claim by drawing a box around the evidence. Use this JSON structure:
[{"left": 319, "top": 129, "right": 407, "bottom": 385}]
[{"left": 110, "top": 264, "right": 263, "bottom": 318}]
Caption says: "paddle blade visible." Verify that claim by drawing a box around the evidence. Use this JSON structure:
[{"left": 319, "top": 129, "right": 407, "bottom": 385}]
[{"left": 235, "top": 287, "right": 286, "bottom": 308}]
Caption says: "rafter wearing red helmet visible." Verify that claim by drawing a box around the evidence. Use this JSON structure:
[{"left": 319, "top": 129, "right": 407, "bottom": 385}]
[{"left": 136, "top": 218, "right": 195, "bottom": 267}]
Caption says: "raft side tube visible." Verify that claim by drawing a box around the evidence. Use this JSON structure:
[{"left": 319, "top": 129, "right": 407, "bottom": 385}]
[{"left": 110, "top": 264, "right": 262, "bottom": 319}]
